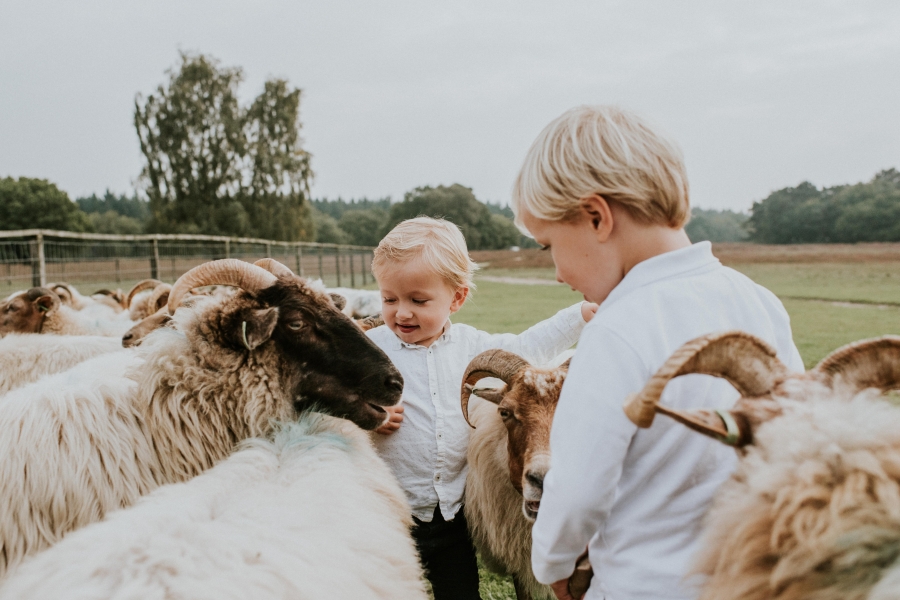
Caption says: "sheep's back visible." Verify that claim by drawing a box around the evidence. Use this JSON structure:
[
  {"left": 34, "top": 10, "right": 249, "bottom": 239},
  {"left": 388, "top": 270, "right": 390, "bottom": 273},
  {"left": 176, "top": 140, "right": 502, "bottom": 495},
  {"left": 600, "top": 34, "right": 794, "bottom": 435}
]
[
  {"left": 0, "top": 413, "right": 426, "bottom": 600},
  {"left": 0, "top": 334, "right": 122, "bottom": 396},
  {"left": 0, "top": 350, "right": 157, "bottom": 577}
]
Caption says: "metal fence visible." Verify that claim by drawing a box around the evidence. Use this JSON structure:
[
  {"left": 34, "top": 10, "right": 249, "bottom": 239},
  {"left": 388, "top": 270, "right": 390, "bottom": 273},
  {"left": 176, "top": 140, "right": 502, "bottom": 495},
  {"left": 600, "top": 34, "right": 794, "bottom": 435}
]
[{"left": 0, "top": 230, "right": 375, "bottom": 296}]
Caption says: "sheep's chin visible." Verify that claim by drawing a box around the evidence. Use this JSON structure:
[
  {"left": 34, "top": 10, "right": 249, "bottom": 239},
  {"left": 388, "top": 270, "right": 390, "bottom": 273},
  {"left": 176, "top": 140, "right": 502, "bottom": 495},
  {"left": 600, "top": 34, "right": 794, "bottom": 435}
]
[{"left": 523, "top": 500, "right": 540, "bottom": 521}]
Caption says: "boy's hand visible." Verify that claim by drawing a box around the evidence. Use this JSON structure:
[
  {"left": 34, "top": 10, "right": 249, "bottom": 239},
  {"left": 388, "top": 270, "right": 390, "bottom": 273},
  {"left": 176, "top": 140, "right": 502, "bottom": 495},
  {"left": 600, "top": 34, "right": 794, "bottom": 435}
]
[
  {"left": 580, "top": 302, "right": 599, "bottom": 322},
  {"left": 374, "top": 404, "right": 404, "bottom": 435}
]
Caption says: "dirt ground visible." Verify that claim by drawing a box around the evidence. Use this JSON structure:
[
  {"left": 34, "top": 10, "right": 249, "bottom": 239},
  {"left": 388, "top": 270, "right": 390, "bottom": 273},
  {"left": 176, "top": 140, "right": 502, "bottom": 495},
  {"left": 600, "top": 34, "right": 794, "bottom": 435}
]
[{"left": 472, "top": 243, "right": 900, "bottom": 269}]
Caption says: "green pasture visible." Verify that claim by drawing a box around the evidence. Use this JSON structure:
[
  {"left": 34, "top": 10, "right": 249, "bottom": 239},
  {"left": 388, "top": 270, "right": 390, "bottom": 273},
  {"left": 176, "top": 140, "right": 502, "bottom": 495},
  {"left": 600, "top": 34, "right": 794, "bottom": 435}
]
[{"left": 463, "top": 263, "right": 900, "bottom": 368}]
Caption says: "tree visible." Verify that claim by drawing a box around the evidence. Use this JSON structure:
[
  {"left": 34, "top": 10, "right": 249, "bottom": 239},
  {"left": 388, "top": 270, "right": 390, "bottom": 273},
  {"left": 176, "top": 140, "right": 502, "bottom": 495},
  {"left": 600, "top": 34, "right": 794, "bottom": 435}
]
[
  {"left": 338, "top": 209, "right": 389, "bottom": 246},
  {"left": 134, "top": 53, "right": 313, "bottom": 240},
  {"left": 382, "top": 184, "right": 520, "bottom": 250},
  {"left": 685, "top": 208, "right": 749, "bottom": 242},
  {"left": 0, "top": 177, "right": 92, "bottom": 232}
]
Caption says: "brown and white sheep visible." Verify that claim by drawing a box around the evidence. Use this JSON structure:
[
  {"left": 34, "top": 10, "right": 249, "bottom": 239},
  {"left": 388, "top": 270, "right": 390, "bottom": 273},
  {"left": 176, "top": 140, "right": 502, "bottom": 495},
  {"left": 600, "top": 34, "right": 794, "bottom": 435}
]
[
  {"left": 0, "top": 287, "right": 134, "bottom": 337},
  {"left": 624, "top": 331, "right": 900, "bottom": 600},
  {"left": 460, "top": 349, "right": 573, "bottom": 600},
  {"left": 0, "top": 258, "right": 404, "bottom": 576}
]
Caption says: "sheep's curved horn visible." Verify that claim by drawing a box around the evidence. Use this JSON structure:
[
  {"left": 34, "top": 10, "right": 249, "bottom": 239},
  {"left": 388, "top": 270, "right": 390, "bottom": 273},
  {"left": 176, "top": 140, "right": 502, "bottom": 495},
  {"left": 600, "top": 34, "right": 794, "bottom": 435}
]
[
  {"left": 814, "top": 335, "right": 900, "bottom": 395},
  {"left": 460, "top": 349, "right": 530, "bottom": 428},
  {"left": 125, "top": 279, "right": 162, "bottom": 308},
  {"left": 253, "top": 258, "right": 295, "bottom": 278},
  {"left": 623, "top": 331, "right": 789, "bottom": 432},
  {"left": 148, "top": 283, "right": 172, "bottom": 313},
  {"left": 168, "top": 259, "right": 277, "bottom": 314}
]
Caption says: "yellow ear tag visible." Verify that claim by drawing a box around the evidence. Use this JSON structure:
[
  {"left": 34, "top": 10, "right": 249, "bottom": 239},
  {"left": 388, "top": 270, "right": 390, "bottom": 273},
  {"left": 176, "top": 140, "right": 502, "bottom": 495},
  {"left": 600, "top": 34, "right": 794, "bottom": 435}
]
[
  {"left": 241, "top": 321, "right": 252, "bottom": 351},
  {"left": 715, "top": 409, "right": 740, "bottom": 446}
]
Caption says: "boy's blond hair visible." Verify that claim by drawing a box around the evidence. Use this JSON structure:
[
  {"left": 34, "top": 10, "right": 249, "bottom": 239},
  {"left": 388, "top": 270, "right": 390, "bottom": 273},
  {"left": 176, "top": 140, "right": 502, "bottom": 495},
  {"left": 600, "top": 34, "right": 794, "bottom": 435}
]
[
  {"left": 372, "top": 217, "right": 478, "bottom": 290},
  {"left": 512, "top": 105, "right": 690, "bottom": 228}
]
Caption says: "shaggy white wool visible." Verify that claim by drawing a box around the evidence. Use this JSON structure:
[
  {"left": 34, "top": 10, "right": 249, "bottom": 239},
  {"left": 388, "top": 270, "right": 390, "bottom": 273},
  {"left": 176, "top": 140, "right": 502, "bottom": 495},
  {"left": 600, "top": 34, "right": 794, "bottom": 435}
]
[
  {"left": 41, "top": 303, "right": 134, "bottom": 337},
  {"left": 0, "top": 334, "right": 122, "bottom": 395},
  {"left": 0, "top": 350, "right": 154, "bottom": 577},
  {"left": 465, "top": 397, "right": 554, "bottom": 600},
  {"left": 0, "top": 415, "right": 427, "bottom": 600},
  {"left": 695, "top": 388, "right": 900, "bottom": 600}
]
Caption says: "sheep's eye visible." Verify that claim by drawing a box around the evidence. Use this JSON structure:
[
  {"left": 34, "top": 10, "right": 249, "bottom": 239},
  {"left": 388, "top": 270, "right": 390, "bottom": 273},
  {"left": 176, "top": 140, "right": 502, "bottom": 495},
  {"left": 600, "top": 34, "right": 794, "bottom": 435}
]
[
  {"left": 287, "top": 321, "right": 304, "bottom": 331},
  {"left": 498, "top": 408, "right": 512, "bottom": 420}
]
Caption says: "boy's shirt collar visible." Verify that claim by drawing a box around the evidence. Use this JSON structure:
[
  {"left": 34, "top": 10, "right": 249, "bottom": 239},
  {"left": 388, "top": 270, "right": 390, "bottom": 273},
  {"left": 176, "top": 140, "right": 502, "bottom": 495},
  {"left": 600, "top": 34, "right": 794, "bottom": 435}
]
[{"left": 599, "top": 241, "right": 720, "bottom": 314}]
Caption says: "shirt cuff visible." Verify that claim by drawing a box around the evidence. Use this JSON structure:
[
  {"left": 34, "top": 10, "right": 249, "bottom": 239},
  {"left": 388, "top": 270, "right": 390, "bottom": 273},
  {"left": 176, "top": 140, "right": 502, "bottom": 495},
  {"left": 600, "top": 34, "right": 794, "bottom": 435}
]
[{"left": 532, "top": 554, "right": 578, "bottom": 585}]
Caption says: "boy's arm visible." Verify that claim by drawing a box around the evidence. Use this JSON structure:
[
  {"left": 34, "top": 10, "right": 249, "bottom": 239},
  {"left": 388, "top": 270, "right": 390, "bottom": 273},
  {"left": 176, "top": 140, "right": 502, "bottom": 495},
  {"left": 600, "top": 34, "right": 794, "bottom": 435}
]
[
  {"left": 474, "top": 302, "right": 593, "bottom": 365},
  {"left": 530, "top": 326, "right": 643, "bottom": 584}
]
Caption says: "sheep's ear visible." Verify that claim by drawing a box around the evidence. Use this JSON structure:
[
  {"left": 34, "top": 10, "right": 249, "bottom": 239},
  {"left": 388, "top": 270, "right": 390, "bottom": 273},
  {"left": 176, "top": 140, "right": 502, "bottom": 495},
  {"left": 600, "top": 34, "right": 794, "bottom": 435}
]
[
  {"left": 329, "top": 293, "right": 347, "bottom": 311},
  {"left": 34, "top": 293, "right": 59, "bottom": 314},
  {"left": 240, "top": 307, "right": 279, "bottom": 350},
  {"left": 472, "top": 384, "right": 507, "bottom": 405}
]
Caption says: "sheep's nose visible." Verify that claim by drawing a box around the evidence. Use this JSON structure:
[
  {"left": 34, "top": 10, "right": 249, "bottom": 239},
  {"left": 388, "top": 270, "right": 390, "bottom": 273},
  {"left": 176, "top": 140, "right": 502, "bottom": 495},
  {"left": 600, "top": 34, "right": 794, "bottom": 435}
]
[
  {"left": 525, "top": 471, "right": 544, "bottom": 491},
  {"left": 385, "top": 375, "right": 404, "bottom": 395}
]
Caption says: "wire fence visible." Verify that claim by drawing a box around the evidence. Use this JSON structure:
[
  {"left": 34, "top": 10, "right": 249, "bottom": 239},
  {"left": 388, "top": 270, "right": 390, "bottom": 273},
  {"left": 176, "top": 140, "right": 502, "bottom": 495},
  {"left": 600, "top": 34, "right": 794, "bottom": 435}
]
[{"left": 0, "top": 230, "right": 375, "bottom": 296}]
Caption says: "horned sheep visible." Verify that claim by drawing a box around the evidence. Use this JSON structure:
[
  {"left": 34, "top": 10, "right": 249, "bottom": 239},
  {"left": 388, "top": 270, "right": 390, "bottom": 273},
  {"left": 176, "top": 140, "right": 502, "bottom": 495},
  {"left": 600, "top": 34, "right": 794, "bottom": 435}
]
[
  {"left": 0, "top": 414, "right": 427, "bottom": 600},
  {"left": 461, "top": 349, "right": 574, "bottom": 600},
  {"left": 624, "top": 331, "right": 900, "bottom": 600},
  {"left": 0, "top": 287, "right": 135, "bottom": 337},
  {"left": 0, "top": 258, "right": 403, "bottom": 576}
]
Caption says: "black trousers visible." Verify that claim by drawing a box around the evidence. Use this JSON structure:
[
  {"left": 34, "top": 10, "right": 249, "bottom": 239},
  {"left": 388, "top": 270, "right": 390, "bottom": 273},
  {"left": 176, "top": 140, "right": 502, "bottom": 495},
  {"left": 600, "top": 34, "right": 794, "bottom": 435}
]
[{"left": 412, "top": 506, "right": 482, "bottom": 600}]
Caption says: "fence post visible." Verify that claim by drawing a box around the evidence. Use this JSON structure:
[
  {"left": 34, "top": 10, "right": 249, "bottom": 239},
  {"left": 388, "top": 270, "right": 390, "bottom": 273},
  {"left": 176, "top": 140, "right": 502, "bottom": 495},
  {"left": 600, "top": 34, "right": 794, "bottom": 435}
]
[
  {"left": 361, "top": 252, "right": 367, "bottom": 286},
  {"left": 115, "top": 259, "right": 121, "bottom": 283},
  {"left": 349, "top": 252, "right": 356, "bottom": 288},
  {"left": 150, "top": 238, "right": 160, "bottom": 279},
  {"left": 225, "top": 239, "right": 231, "bottom": 259},
  {"left": 32, "top": 232, "right": 46, "bottom": 287},
  {"left": 335, "top": 247, "right": 341, "bottom": 287},
  {"left": 295, "top": 245, "right": 304, "bottom": 277},
  {"left": 317, "top": 247, "right": 324, "bottom": 281},
  {"left": 265, "top": 243, "right": 272, "bottom": 259}
]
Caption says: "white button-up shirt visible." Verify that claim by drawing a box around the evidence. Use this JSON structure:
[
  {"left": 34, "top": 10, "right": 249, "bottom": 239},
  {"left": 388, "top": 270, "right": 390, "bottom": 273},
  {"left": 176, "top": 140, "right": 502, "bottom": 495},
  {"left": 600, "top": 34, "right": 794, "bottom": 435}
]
[
  {"left": 367, "top": 304, "right": 586, "bottom": 522},
  {"left": 531, "top": 242, "right": 804, "bottom": 600}
]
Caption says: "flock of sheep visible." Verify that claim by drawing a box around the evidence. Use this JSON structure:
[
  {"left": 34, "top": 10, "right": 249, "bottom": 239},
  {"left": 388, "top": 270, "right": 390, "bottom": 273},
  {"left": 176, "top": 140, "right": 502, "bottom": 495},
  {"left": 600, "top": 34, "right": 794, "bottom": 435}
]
[{"left": 2, "top": 259, "right": 900, "bottom": 600}]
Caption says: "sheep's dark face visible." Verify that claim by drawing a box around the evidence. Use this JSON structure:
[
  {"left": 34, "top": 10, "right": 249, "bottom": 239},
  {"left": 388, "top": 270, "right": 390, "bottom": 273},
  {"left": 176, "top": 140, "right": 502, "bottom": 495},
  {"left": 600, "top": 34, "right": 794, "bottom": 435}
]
[
  {"left": 253, "top": 277, "right": 403, "bottom": 430},
  {"left": 480, "top": 367, "right": 566, "bottom": 521},
  {"left": 0, "top": 288, "right": 57, "bottom": 336}
]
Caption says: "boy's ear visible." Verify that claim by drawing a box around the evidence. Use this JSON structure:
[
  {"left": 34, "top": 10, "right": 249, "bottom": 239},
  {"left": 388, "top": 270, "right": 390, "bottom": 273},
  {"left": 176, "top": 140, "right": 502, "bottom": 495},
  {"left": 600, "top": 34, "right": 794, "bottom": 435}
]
[
  {"left": 449, "top": 286, "right": 469, "bottom": 314},
  {"left": 580, "top": 195, "right": 614, "bottom": 242}
]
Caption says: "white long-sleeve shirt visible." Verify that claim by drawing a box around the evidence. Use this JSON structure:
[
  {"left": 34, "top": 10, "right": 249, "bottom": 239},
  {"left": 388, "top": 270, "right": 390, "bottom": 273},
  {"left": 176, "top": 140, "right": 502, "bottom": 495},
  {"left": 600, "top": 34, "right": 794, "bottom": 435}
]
[
  {"left": 367, "top": 303, "right": 586, "bottom": 522},
  {"left": 531, "top": 242, "right": 803, "bottom": 600}
]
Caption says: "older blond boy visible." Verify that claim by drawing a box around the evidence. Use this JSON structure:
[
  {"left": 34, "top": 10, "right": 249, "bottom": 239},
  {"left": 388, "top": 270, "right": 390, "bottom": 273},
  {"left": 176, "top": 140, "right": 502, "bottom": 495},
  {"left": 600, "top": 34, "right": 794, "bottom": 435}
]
[
  {"left": 367, "top": 217, "right": 596, "bottom": 600},
  {"left": 514, "top": 106, "right": 804, "bottom": 600}
]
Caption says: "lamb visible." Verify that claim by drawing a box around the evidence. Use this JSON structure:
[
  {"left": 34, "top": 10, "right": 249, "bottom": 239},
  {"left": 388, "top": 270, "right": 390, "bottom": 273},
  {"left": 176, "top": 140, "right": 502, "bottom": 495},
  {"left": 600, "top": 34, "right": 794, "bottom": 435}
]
[
  {"left": 0, "top": 333, "right": 123, "bottom": 395},
  {"left": 0, "top": 258, "right": 403, "bottom": 576},
  {"left": 0, "top": 287, "right": 135, "bottom": 337},
  {"left": 623, "top": 331, "right": 900, "bottom": 600},
  {"left": 0, "top": 414, "right": 427, "bottom": 600},
  {"left": 460, "top": 349, "right": 574, "bottom": 600}
]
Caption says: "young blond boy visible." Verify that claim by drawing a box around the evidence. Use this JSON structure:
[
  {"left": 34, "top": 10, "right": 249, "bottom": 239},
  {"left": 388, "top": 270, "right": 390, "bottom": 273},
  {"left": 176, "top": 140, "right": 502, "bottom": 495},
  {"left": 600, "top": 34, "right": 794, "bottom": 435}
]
[
  {"left": 367, "top": 217, "right": 596, "bottom": 600},
  {"left": 513, "top": 106, "right": 804, "bottom": 600}
]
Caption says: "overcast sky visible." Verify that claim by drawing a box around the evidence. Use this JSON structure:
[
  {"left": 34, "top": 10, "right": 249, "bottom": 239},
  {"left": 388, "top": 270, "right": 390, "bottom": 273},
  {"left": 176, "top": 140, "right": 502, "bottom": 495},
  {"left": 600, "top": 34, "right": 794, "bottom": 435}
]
[{"left": 2, "top": 1, "right": 898, "bottom": 211}]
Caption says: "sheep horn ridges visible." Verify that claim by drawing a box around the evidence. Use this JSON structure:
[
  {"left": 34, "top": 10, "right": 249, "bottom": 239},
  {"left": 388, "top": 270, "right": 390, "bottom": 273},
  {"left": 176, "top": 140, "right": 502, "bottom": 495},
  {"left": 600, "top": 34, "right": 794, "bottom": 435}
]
[
  {"left": 460, "top": 349, "right": 530, "bottom": 429},
  {"left": 623, "top": 331, "right": 789, "bottom": 430},
  {"left": 126, "top": 279, "right": 162, "bottom": 308},
  {"left": 814, "top": 335, "right": 900, "bottom": 395},
  {"left": 253, "top": 258, "right": 295, "bottom": 278},
  {"left": 168, "top": 259, "right": 277, "bottom": 314}
]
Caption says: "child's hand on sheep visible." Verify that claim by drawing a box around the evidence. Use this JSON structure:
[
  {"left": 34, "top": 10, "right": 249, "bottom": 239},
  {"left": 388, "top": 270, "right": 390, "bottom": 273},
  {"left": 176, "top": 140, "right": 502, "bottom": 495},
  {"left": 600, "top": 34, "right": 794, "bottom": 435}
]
[
  {"left": 581, "top": 302, "right": 599, "bottom": 322},
  {"left": 374, "top": 404, "right": 404, "bottom": 435}
]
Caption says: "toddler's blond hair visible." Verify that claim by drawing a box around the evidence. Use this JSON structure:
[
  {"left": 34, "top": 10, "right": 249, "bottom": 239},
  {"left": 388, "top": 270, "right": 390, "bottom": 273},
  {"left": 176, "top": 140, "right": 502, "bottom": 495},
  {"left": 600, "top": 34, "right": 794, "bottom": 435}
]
[
  {"left": 512, "top": 105, "right": 690, "bottom": 228},
  {"left": 372, "top": 217, "right": 478, "bottom": 291}
]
